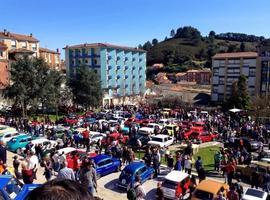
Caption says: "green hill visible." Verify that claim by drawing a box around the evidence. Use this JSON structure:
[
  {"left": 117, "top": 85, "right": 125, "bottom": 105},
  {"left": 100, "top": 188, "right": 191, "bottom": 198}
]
[{"left": 146, "top": 37, "right": 257, "bottom": 67}]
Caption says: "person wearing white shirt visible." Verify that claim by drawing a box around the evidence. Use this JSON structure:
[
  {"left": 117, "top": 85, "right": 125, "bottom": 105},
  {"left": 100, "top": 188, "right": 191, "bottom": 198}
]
[
  {"left": 184, "top": 156, "right": 192, "bottom": 175},
  {"left": 28, "top": 152, "right": 39, "bottom": 170}
]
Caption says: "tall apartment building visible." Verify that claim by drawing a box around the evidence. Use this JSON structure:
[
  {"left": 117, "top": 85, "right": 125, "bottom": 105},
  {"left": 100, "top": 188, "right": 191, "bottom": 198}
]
[
  {"left": 260, "top": 51, "right": 270, "bottom": 96},
  {"left": 64, "top": 43, "right": 146, "bottom": 106},
  {"left": 211, "top": 52, "right": 261, "bottom": 102},
  {"left": 39, "top": 47, "right": 61, "bottom": 71}
]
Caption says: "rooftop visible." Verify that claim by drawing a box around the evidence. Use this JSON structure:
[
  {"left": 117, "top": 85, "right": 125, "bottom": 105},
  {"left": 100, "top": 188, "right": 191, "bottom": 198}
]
[
  {"left": 39, "top": 47, "right": 60, "bottom": 54},
  {"left": 164, "top": 170, "right": 189, "bottom": 183},
  {"left": 9, "top": 48, "right": 35, "bottom": 54},
  {"left": 213, "top": 52, "right": 258, "bottom": 59},
  {"left": 0, "top": 30, "right": 39, "bottom": 42},
  {"left": 63, "top": 43, "right": 146, "bottom": 53}
]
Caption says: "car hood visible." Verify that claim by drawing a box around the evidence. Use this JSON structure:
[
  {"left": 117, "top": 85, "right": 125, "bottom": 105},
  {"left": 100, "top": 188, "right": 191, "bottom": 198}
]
[{"left": 15, "top": 184, "right": 40, "bottom": 199}]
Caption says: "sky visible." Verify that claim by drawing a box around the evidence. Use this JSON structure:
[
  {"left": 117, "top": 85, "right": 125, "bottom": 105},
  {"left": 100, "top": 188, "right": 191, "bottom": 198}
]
[{"left": 1, "top": 0, "right": 270, "bottom": 58}]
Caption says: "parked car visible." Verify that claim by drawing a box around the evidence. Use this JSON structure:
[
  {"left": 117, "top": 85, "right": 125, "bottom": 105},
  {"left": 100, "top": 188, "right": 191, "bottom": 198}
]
[
  {"left": 0, "top": 175, "right": 40, "bottom": 200},
  {"left": 148, "top": 134, "right": 174, "bottom": 148},
  {"left": 225, "top": 137, "right": 261, "bottom": 152},
  {"left": 161, "top": 170, "right": 190, "bottom": 199},
  {"left": 101, "top": 132, "right": 128, "bottom": 146},
  {"left": 117, "top": 162, "right": 154, "bottom": 189},
  {"left": 164, "top": 124, "right": 178, "bottom": 136},
  {"left": 92, "top": 154, "right": 121, "bottom": 179},
  {"left": 90, "top": 132, "right": 106, "bottom": 144},
  {"left": 242, "top": 188, "right": 268, "bottom": 200},
  {"left": 236, "top": 161, "right": 270, "bottom": 185},
  {"left": 6, "top": 134, "right": 33, "bottom": 153},
  {"left": 189, "top": 132, "right": 218, "bottom": 143},
  {"left": 0, "top": 131, "right": 21, "bottom": 144},
  {"left": 138, "top": 127, "right": 154, "bottom": 136},
  {"left": 127, "top": 134, "right": 151, "bottom": 149},
  {"left": 191, "top": 179, "right": 229, "bottom": 200},
  {"left": 0, "top": 125, "right": 17, "bottom": 136},
  {"left": 26, "top": 138, "right": 57, "bottom": 155}
]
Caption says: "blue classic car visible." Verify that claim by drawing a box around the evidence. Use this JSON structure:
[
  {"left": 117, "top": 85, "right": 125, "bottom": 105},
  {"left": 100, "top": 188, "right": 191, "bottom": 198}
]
[
  {"left": 117, "top": 162, "right": 154, "bottom": 189},
  {"left": 92, "top": 154, "right": 121, "bottom": 179},
  {"left": 0, "top": 175, "right": 40, "bottom": 200},
  {"left": 6, "top": 134, "right": 33, "bottom": 153}
]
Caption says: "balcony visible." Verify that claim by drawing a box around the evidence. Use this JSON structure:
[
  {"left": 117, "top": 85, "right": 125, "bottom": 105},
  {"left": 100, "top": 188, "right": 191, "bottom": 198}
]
[
  {"left": 139, "top": 66, "right": 142, "bottom": 70},
  {"left": 124, "top": 66, "right": 128, "bottom": 70},
  {"left": 125, "top": 84, "right": 128, "bottom": 88},
  {"left": 132, "top": 75, "right": 135, "bottom": 79},
  {"left": 132, "top": 66, "right": 135, "bottom": 70},
  {"left": 125, "top": 75, "right": 128, "bottom": 79},
  {"left": 117, "top": 66, "right": 121, "bottom": 70},
  {"left": 116, "top": 75, "right": 121, "bottom": 79},
  {"left": 108, "top": 65, "right": 112, "bottom": 70},
  {"left": 108, "top": 75, "right": 112, "bottom": 80}
]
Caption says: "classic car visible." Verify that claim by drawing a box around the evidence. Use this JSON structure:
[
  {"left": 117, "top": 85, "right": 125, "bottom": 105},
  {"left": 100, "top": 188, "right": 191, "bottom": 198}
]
[
  {"left": 6, "top": 134, "right": 33, "bottom": 153},
  {"left": 0, "top": 175, "right": 40, "bottom": 200},
  {"left": 117, "top": 162, "right": 154, "bottom": 189},
  {"left": 191, "top": 179, "right": 229, "bottom": 200},
  {"left": 92, "top": 154, "right": 121, "bottom": 179},
  {"left": 148, "top": 134, "right": 174, "bottom": 148}
]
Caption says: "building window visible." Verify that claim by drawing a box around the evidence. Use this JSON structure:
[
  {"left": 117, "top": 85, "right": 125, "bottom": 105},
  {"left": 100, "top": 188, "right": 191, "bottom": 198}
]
[
  {"left": 94, "top": 69, "right": 97, "bottom": 74},
  {"left": 249, "top": 68, "right": 256, "bottom": 77},
  {"left": 71, "top": 60, "right": 75, "bottom": 65},
  {"left": 78, "top": 60, "right": 81, "bottom": 64},
  {"left": 85, "top": 59, "right": 88, "bottom": 64},
  {"left": 11, "top": 40, "right": 16, "bottom": 48},
  {"left": 0, "top": 51, "right": 3, "bottom": 57},
  {"left": 94, "top": 59, "right": 97, "bottom": 65},
  {"left": 21, "top": 41, "right": 27, "bottom": 49}
]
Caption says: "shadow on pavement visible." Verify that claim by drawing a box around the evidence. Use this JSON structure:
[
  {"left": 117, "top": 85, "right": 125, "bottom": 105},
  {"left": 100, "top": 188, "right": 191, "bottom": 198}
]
[
  {"left": 146, "top": 188, "right": 156, "bottom": 200},
  {"left": 104, "top": 178, "right": 126, "bottom": 194}
]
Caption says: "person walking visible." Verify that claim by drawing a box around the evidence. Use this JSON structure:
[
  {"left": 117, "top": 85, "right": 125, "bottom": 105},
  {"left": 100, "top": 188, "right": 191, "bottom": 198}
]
[
  {"left": 155, "top": 182, "right": 164, "bottom": 200},
  {"left": 57, "top": 162, "right": 75, "bottom": 181},
  {"left": 152, "top": 148, "right": 160, "bottom": 178},
  {"left": 134, "top": 175, "right": 146, "bottom": 200},
  {"left": 41, "top": 157, "right": 53, "bottom": 181},
  {"left": 184, "top": 156, "right": 192, "bottom": 175},
  {"left": 0, "top": 141, "right": 7, "bottom": 164},
  {"left": 79, "top": 162, "right": 97, "bottom": 196},
  {"left": 195, "top": 156, "right": 203, "bottom": 173}
]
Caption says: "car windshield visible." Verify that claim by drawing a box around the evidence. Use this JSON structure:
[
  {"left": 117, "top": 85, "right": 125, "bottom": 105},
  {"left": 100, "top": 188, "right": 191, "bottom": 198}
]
[
  {"left": 151, "top": 137, "right": 163, "bottom": 142},
  {"left": 245, "top": 189, "right": 264, "bottom": 198},
  {"left": 162, "top": 180, "right": 177, "bottom": 189},
  {"left": 3, "top": 178, "right": 22, "bottom": 199},
  {"left": 10, "top": 138, "right": 17, "bottom": 143},
  {"left": 194, "top": 190, "right": 213, "bottom": 200},
  {"left": 122, "top": 170, "right": 133, "bottom": 177}
]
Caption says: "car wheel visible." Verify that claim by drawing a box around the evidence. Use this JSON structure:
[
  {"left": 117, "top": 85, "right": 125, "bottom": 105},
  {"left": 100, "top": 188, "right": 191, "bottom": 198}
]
[{"left": 16, "top": 148, "right": 22, "bottom": 154}]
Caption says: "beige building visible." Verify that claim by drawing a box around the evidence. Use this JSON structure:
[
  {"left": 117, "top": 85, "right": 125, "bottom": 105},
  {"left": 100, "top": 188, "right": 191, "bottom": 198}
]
[
  {"left": 39, "top": 47, "right": 61, "bottom": 70},
  {"left": 0, "top": 29, "right": 39, "bottom": 60},
  {"left": 211, "top": 52, "right": 261, "bottom": 102}
]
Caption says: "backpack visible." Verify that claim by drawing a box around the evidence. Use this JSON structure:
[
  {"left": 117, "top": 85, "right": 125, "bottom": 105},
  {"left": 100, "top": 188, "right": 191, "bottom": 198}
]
[{"left": 127, "top": 187, "right": 137, "bottom": 200}]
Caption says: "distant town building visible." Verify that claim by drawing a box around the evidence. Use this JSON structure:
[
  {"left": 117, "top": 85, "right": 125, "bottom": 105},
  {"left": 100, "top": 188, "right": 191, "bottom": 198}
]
[
  {"left": 0, "top": 42, "right": 9, "bottom": 89},
  {"left": 211, "top": 52, "right": 260, "bottom": 102},
  {"left": 186, "top": 69, "right": 211, "bottom": 84},
  {"left": 39, "top": 47, "right": 61, "bottom": 71},
  {"left": 175, "top": 72, "right": 187, "bottom": 82},
  {"left": 155, "top": 72, "right": 171, "bottom": 84},
  {"left": 64, "top": 43, "right": 146, "bottom": 106},
  {"left": 152, "top": 63, "right": 164, "bottom": 69},
  {"left": 260, "top": 51, "right": 270, "bottom": 96},
  {"left": 0, "top": 29, "right": 39, "bottom": 60}
]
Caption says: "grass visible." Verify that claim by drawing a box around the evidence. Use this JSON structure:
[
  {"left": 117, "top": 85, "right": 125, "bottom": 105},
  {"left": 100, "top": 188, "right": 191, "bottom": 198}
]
[{"left": 193, "top": 146, "right": 220, "bottom": 171}]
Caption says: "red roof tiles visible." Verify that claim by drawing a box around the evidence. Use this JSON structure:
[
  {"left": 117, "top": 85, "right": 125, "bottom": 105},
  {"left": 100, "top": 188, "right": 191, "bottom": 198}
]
[
  {"left": 39, "top": 47, "right": 60, "bottom": 54},
  {"left": 0, "top": 31, "right": 39, "bottom": 42},
  {"left": 213, "top": 52, "right": 258, "bottom": 59}
]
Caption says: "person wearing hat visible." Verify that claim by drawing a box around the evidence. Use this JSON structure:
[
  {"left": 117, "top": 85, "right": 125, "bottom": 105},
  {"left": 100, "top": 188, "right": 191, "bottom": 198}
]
[{"left": 0, "top": 140, "right": 7, "bottom": 164}]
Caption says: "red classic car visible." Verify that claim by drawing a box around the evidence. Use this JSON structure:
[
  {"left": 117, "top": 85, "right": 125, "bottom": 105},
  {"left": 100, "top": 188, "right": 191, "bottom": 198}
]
[
  {"left": 101, "top": 132, "right": 129, "bottom": 146},
  {"left": 124, "top": 118, "right": 143, "bottom": 127},
  {"left": 189, "top": 131, "right": 220, "bottom": 143}
]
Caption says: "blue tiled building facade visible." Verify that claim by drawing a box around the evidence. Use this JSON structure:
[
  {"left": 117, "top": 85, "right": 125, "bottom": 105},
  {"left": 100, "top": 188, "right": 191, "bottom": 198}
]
[{"left": 64, "top": 43, "right": 146, "bottom": 105}]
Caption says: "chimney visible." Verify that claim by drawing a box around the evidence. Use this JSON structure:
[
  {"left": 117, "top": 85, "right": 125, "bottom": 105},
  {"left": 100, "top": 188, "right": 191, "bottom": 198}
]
[
  {"left": 30, "top": 33, "right": 33, "bottom": 37},
  {"left": 3, "top": 29, "right": 7, "bottom": 36},
  {"left": 56, "top": 48, "right": 59, "bottom": 53}
]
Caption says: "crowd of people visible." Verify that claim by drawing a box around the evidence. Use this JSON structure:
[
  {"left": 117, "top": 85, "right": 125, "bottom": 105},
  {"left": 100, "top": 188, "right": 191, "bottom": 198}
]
[{"left": 0, "top": 104, "right": 270, "bottom": 200}]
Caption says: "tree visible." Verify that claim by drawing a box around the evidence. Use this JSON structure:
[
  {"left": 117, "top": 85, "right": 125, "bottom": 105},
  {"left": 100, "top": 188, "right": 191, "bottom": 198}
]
[
  {"left": 68, "top": 65, "right": 102, "bottom": 110},
  {"left": 142, "top": 41, "right": 152, "bottom": 51},
  {"left": 227, "top": 75, "right": 250, "bottom": 109},
  {"left": 209, "top": 30, "right": 216, "bottom": 38},
  {"left": 170, "top": 29, "right": 175, "bottom": 38},
  {"left": 240, "top": 42, "right": 246, "bottom": 51},
  {"left": 138, "top": 44, "right": 143, "bottom": 49},
  {"left": 152, "top": 38, "right": 158, "bottom": 46},
  {"left": 164, "top": 36, "right": 168, "bottom": 41},
  {"left": 175, "top": 26, "right": 201, "bottom": 40},
  {"left": 4, "top": 56, "right": 63, "bottom": 117}
]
